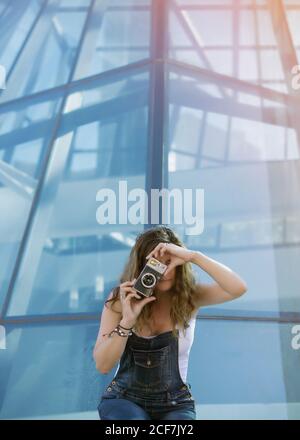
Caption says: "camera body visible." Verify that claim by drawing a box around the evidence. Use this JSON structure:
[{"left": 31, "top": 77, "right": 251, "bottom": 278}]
[{"left": 133, "top": 257, "right": 168, "bottom": 298}]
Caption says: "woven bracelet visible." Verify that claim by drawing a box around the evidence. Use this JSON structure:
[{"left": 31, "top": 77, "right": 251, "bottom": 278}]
[{"left": 103, "top": 324, "right": 132, "bottom": 338}]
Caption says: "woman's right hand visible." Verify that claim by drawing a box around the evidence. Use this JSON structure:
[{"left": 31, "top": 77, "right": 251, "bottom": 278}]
[{"left": 119, "top": 280, "right": 156, "bottom": 327}]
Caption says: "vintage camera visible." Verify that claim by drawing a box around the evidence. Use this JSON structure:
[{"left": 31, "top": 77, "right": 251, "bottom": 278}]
[{"left": 133, "top": 257, "right": 168, "bottom": 298}]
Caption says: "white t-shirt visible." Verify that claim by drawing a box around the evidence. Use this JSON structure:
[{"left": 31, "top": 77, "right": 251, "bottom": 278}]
[{"left": 115, "top": 315, "right": 196, "bottom": 384}]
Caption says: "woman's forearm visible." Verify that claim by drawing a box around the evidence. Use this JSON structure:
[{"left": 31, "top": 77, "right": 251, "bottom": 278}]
[
  {"left": 93, "top": 318, "right": 134, "bottom": 374},
  {"left": 190, "top": 251, "right": 247, "bottom": 296}
]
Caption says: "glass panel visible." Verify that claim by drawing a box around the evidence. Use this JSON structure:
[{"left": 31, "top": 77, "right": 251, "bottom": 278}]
[
  {"left": 168, "top": 0, "right": 290, "bottom": 93},
  {"left": 229, "top": 118, "right": 286, "bottom": 161},
  {"left": 7, "top": 69, "right": 149, "bottom": 316},
  {"left": 0, "top": 0, "right": 42, "bottom": 74},
  {"left": 286, "top": 9, "right": 300, "bottom": 56},
  {"left": 239, "top": 10, "right": 255, "bottom": 45},
  {"left": 168, "top": 71, "right": 289, "bottom": 166},
  {"left": 238, "top": 50, "right": 258, "bottom": 81},
  {"left": 287, "top": 128, "right": 300, "bottom": 160},
  {"left": 202, "top": 112, "right": 229, "bottom": 160},
  {"left": 189, "top": 319, "right": 300, "bottom": 419},
  {"left": 0, "top": 0, "right": 89, "bottom": 103},
  {"left": 204, "top": 50, "right": 233, "bottom": 77},
  {"left": 0, "top": 93, "right": 62, "bottom": 310},
  {"left": 166, "top": 68, "right": 300, "bottom": 315},
  {"left": 74, "top": 0, "right": 151, "bottom": 80},
  {"left": 169, "top": 105, "right": 203, "bottom": 154},
  {"left": 171, "top": 9, "right": 232, "bottom": 47},
  {"left": 286, "top": 216, "right": 300, "bottom": 243},
  {"left": 259, "top": 50, "right": 285, "bottom": 81},
  {"left": 0, "top": 322, "right": 102, "bottom": 419},
  {"left": 257, "top": 10, "right": 277, "bottom": 45},
  {"left": 1, "top": 320, "right": 299, "bottom": 419}
]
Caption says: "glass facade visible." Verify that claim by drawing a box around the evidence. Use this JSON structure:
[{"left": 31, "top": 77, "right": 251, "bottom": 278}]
[{"left": 0, "top": 0, "right": 299, "bottom": 419}]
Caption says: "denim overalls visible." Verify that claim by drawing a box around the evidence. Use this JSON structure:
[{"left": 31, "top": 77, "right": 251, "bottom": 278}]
[{"left": 97, "top": 329, "right": 196, "bottom": 420}]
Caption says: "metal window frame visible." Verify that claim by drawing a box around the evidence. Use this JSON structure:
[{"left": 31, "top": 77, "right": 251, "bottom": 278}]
[{"left": 0, "top": 0, "right": 299, "bottom": 325}]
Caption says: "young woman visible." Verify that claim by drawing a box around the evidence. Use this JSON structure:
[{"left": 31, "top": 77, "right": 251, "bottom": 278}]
[{"left": 93, "top": 226, "right": 247, "bottom": 420}]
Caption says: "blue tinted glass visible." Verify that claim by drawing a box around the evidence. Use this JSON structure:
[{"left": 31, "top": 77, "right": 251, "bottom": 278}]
[
  {"left": 0, "top": 322, "right": 102, "bottom": 419},
  {"left": 0, "top": 0, "right": 90, "bottom": 103},
  {"left": 74, "top": 0, "right": 151, "bottom": 79},
  {"left": 168, "top": 0, "right": 288, "bottom": 92},
  {"left": 7, "top": 70, "right": 149, "bottom": 316},
  {"left": 1, "top": 319, "right": 299, "bottom": 419},
  {"left": 0, "top": 93, "right": 62, "bottom": 310},
  {"left": 189, "top": 320, "right": 300, "bottom": 418},
  {"left": 286, "top": 7, "right": 300, "bottom": 63},
  {"left": 0, "top": 0, "right": 42, "bottom": 74},
  {"left": 166, "top": 68, "right": 300, "bottom": 315}
]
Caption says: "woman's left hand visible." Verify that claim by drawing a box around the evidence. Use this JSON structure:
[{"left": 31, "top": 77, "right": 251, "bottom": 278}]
[{"left": 146, "top": 243, "right": 194, "bottom": 277}]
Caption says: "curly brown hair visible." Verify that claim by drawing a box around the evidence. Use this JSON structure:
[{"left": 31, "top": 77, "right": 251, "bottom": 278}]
[{"left": 104, "top": 226, "right": 199, "bottom": 338}]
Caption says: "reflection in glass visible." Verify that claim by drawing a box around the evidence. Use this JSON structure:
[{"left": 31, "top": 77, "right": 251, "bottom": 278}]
[
  {"left": 168, "top": 0, "right": 292, "bottom": 93},
  {"left": 7, "top": 70, "right": 149, "bottom": 316},
  {"left": 0, "top": 0, "right": 299, "bottom": 423},
  {"left": 0, "top": 0, "right": 42, "bottom": 75},
  {"left": 190, "top": 319, "right": 300, "bottom": 418},
  {"left": 0, "top": 95, "right": 62, "bottom": 309},
  {"left": 74, "top": 0, "right": 151, "bottom": 80},
  {"left": 0, "top": 0, "right": 89, "bottom": 103},
  {"left": 166, "top": 67, "right": 300, "bottom": 315},
  {"left": 0, "top": 323, "right": 102, "bottom": 419}
]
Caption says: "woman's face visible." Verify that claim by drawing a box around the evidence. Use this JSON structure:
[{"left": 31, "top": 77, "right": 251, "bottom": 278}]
[{"left": 154, "top": 253, "right": 176, "bottom": 293}]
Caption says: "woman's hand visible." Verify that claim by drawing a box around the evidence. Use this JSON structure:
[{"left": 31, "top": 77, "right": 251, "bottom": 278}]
[
  {"left": 146, "top": 242, "right": 194, "bottom": 277},
  {"left": 119, "top": 280, "right": 156, "bottom": 327}
]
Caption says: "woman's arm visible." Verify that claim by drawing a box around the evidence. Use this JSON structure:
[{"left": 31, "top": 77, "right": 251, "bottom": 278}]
[
  {"left": 146, "top": 242, "right": 247, "bottom": 308},
  {"left": 93, "top": 292, "right": 135, "bottom": 374},
  {"left": 93, "top": 284, "right": 156, "bottom": 374},
  {"left": 190, "top": 251, "right": 248, "bottom": 307}
]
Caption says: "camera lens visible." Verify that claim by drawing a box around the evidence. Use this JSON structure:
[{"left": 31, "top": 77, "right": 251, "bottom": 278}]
[{"left": 141, "top": 273, "right": 156, "bottom": 288}]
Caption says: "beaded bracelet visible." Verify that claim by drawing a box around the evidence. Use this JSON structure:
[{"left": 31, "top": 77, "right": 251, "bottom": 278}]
[
  {"left": 103, "top": 324, "right": 133, "bottom": 338},
  {"left": 112, "top": 324, "right": 133, "bottom": 337}
]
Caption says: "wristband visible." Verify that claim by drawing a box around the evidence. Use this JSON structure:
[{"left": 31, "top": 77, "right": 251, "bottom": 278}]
[
  {"left": 103, "top": 324, "right": 133, "bottom": 338},
  {"left": 119, "top": 323, "right": 134, "bottom": 330},
  {"left": 114, "top": 324, "right": 133, "bottom": 337}
]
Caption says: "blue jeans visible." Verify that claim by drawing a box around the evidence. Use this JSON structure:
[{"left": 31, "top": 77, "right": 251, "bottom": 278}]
[
  {"left": 97, "top": 330, "right": 197, "bottom": 420},
  {"left": 98, "top": 396, "right": 196, "bottom": 420}
]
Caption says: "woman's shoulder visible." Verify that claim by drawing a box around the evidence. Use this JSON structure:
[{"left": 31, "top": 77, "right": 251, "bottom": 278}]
[{"left": 190, "top": 306, "right": 199, "bottom": 321}]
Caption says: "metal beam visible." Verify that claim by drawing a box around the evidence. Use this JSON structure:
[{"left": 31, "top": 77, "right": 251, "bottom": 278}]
[
  {"left": 0, "top": 59, "right": 151, "bottom": 113},
  {"left": 1, "top": 309, "right": 300, "bottom": 328},
  {"left": 145, "top": 0, "right": 168, "bottom": 227}
]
